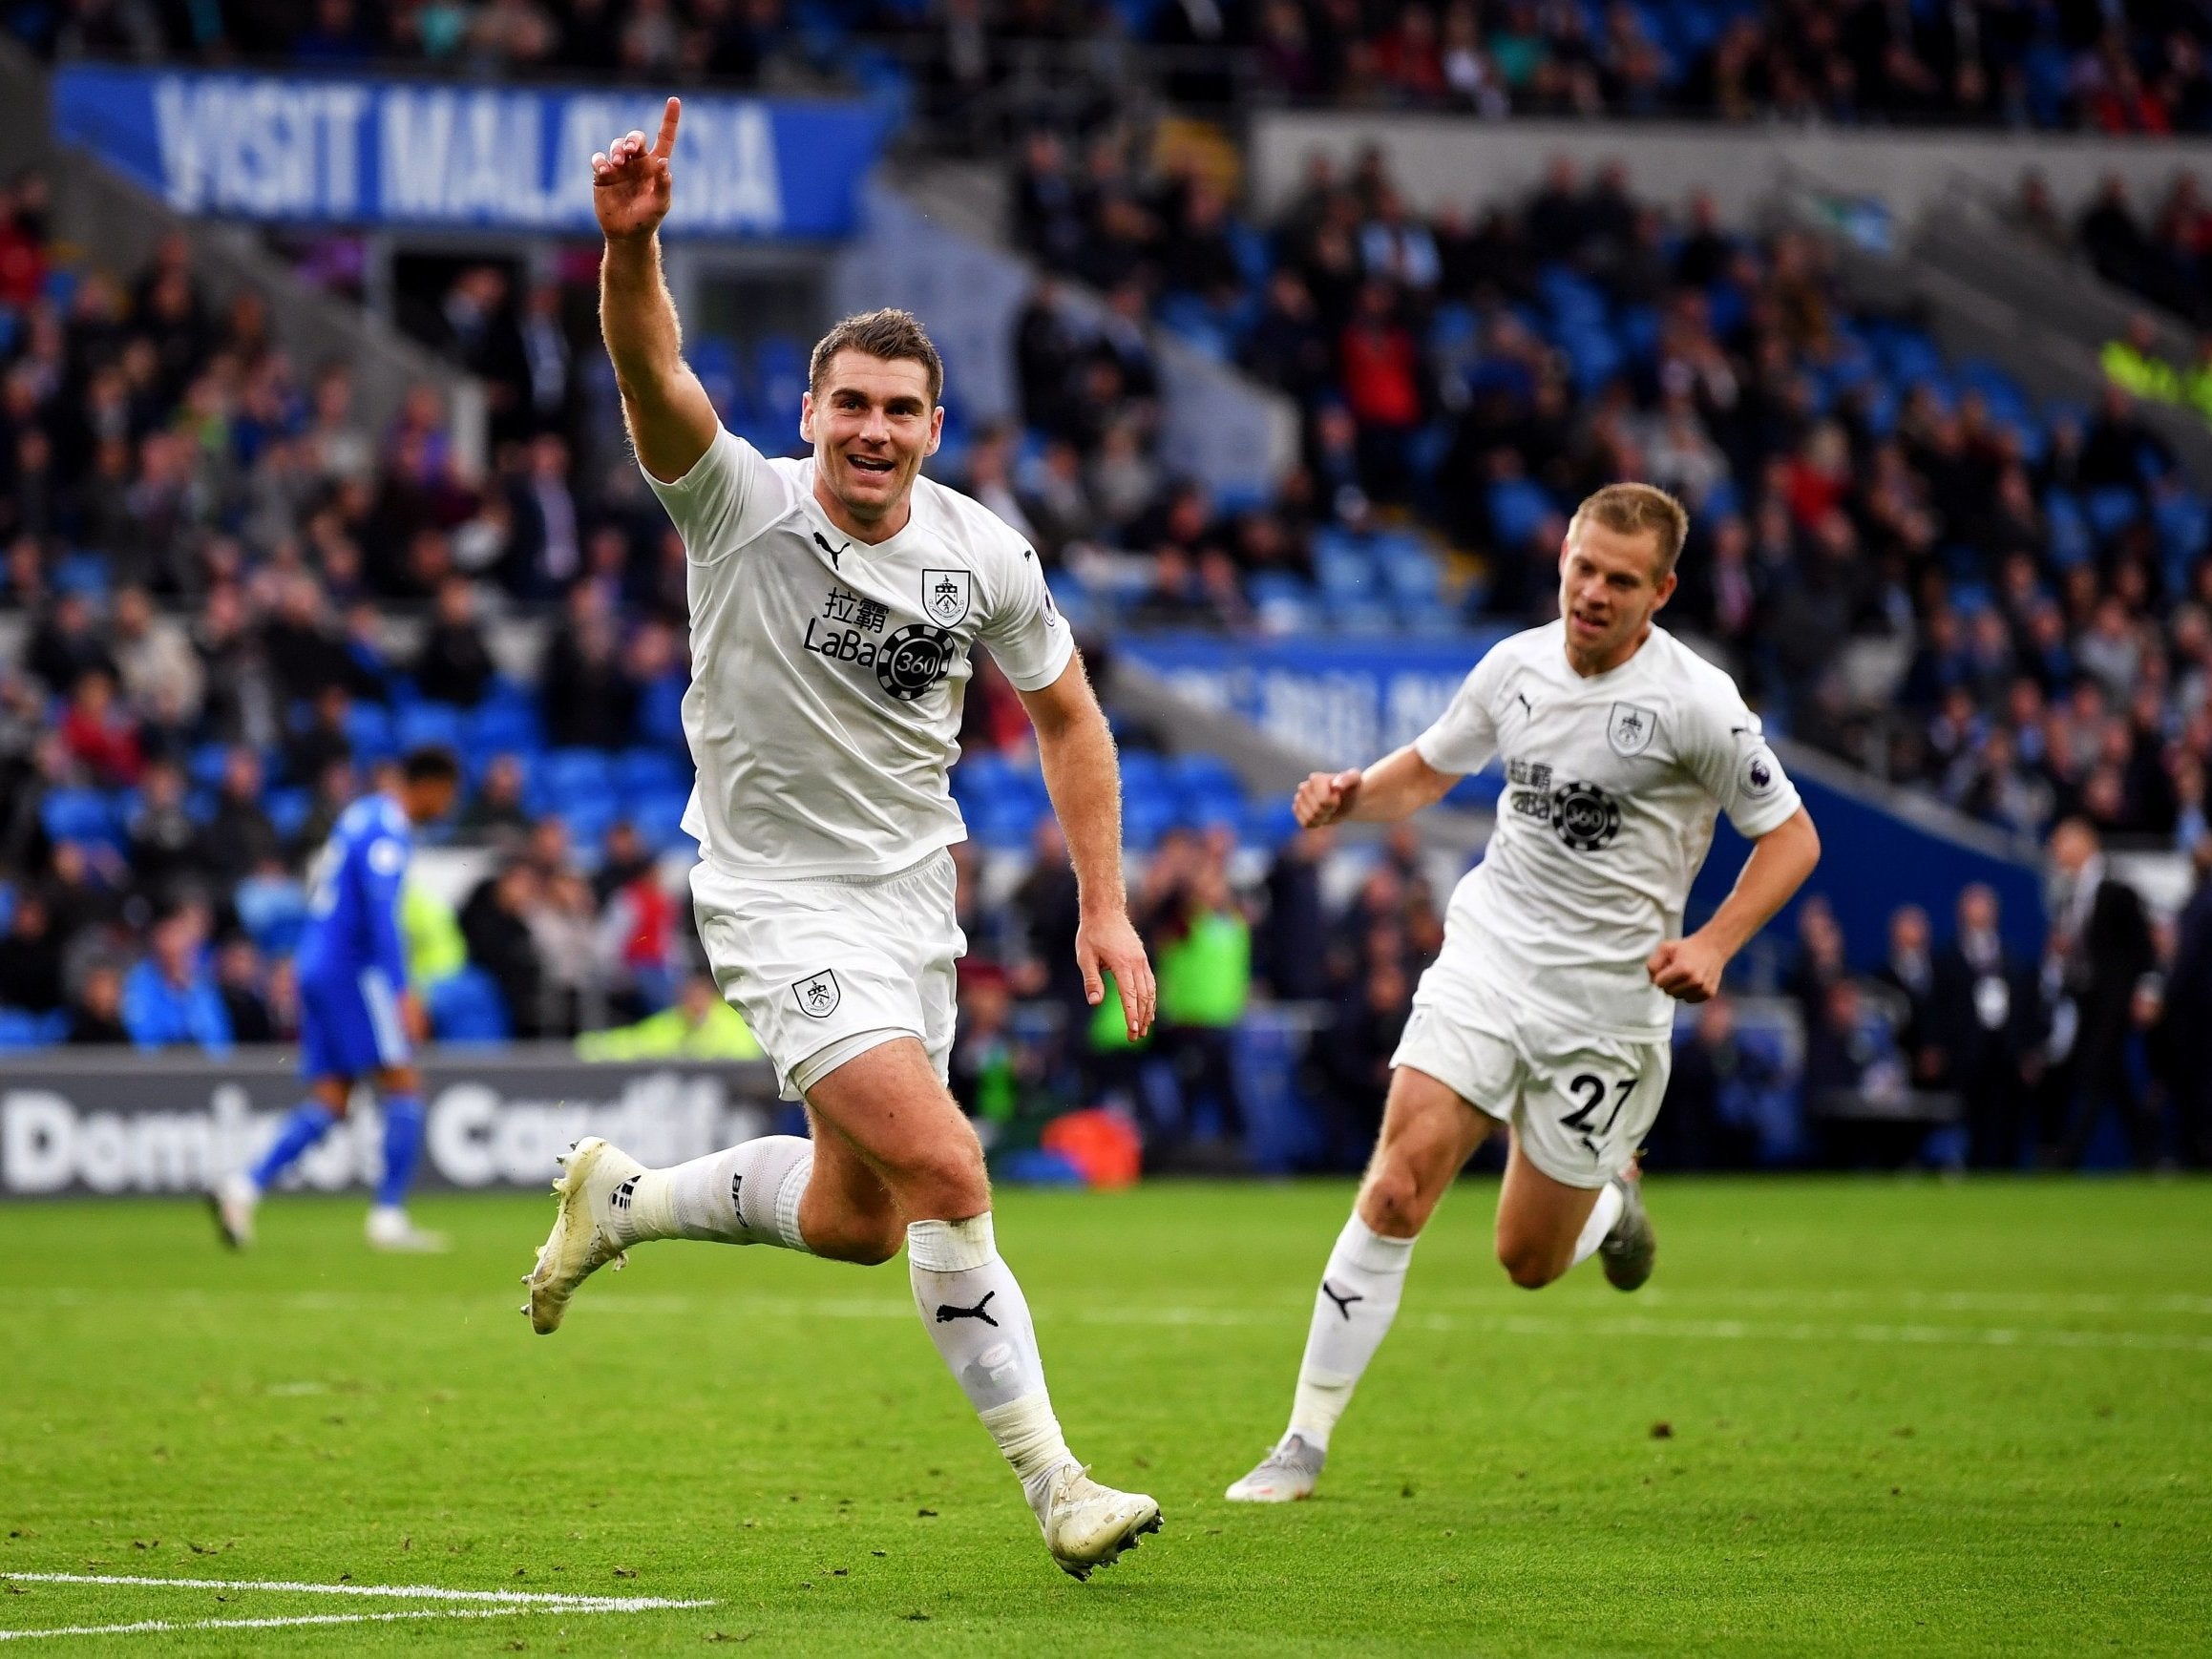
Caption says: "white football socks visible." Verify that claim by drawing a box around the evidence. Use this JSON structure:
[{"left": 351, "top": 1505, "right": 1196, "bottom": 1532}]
[
  {"left": 616, "top": 1136, "right": 814, "bottom": 1252},
  {"left": 1286, "top": 1211, "right": 1418, "bottom": 1453},
  {"left": 908, "top": 1214, "right": 1075, "bottom": 1514},
  {"left": 1569, "top": 1179, "right": 1625, "bottom": 1268}
]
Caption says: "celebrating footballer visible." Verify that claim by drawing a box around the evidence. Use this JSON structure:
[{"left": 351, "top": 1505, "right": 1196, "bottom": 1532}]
[
  {"left": 522, "top": 97, "right": 1163, "bottom": 1580},
  {"left": 1228, "top": 483, "right": 1822, "bottom": 1503}
]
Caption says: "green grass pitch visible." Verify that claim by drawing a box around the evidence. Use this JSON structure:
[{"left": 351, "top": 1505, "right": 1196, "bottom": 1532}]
[{"left": 2, "top": 1177, "right": 2208, "bottom": 1655}]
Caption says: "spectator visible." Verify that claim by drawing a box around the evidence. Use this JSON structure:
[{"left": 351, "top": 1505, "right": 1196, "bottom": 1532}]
[
  {"left": 58, "top": 669, "right": 142, "bottom": 787},
  {"left": 540, "top": 584, "right": 635, "bottom": 747},
  {"left": 198, "top": 747, "right": 285, "bottom": 881},
  {"left": 1256, "top": 824, "right": 1332, "bottom": 1000},
  {"left": 414, "top": 577, "right": 497, "bottom": 707},
  {"left": 126, "top": 758, "right": 205, "bottom": 900},
  {"left": 1930, "top": 883, "right": 2045, "bottom": 1170},
  {"left": 1652, "top": 995, "right": 1770, "bottom": 1170},
  {"left": 111, "top": 584, "right": 203, "bottom": 725},
  {"left": 66, "top": 959, "right": 131, "bottom": 1045},
  {"left": 1152, "top": 835, "right": 1253, "bottom": 1159},
  {"left": 2160, "top": 835, "right": 2212, "bottom": 1166},
  {"left": 0, "top": 892, "right": 64, "bottom": 1013},
  {"left": 576, "top": 971, "right": 762, "bottom": 1060},
  {"left": 215, "top": 934, "right": 277, "bottom": 1042},
  {"left": 2044, "top": 817, "right": 2160, "bottom": 1166},
  {"left": 1873, "top": 903, "right": 1942, "bottom": 1096},
  {"left": 121, "top": 899, "right": 233, "bottom": 1052},
  {"left": 460, "top": 860, "right": 546, "bottom": 1039},
  {"left": 458, "top": 753, "right": 534, "bottom": 847}
]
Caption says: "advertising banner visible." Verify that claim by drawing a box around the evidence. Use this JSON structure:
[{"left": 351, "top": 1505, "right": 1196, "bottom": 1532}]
[
  {"left": 1118, "top": 630, "right": 1508, "bottom": 771},
  {"left": 51, "top": 65, "right": 893, "bottom": 239},
  {"left": 0, "top": 1047, "right": 780, "bottom": 1199}
]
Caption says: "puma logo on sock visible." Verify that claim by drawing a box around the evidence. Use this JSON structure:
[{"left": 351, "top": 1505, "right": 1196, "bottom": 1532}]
[
  {"left": 936, "top": 1292, "right": 1000, "bottom": 1327},
  {"left": 1321, "top": 1280, "right": 1362, "bottom": 1320}
]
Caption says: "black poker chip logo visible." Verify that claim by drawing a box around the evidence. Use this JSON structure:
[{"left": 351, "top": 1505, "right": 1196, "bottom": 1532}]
[
  {"left": 1549, "top": 780, "right": 1622, "bottom": 851},
  {"left": 876, "top": 623, "right": 958, "bottom": 702}
]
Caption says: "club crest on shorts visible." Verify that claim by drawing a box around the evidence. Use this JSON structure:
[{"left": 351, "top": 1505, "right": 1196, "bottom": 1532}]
[
  {"left": 1607, "top": 701, "right": 1657, "bottom": 757},
  {"left": 921, "top": 568, "right": 972, "bottom": 627},
  {"left": 791, "top": 970, "right": 841, "bottom": 1019}
]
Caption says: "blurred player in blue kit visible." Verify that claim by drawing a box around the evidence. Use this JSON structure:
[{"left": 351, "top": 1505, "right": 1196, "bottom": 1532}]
[{"left": 211, "top": 747, "right": 462, "bottom": 1251}]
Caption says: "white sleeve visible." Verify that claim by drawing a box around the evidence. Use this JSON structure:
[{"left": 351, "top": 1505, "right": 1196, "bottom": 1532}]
[
  {"left": 978, "top": 536, "right": 1076, "bottom": 692},
  {"left": 643, "top": 427, "right": 779, "bottom": 563},
  {"left": 1413, "top": 650, "right": 1505, "bottom": 776},
  {"left": 1679, "top": 679, "right": 1802, "bottom": 838}
]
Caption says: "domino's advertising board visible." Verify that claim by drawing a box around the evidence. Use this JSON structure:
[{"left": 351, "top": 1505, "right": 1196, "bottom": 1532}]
[
  {"left": 0, "top": 1048, "right": 780, "bottom": 1198},
  {"left": 51, "top": 65, "right": 894, "bottom": 238}
]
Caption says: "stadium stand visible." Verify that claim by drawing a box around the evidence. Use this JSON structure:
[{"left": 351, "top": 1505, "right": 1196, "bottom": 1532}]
[
  {"left": 1, "top": 3, "right": 2206, "bottom": 1175},
  {"left": 15, "top": 0, "right": 2212, "bottom": 132}
]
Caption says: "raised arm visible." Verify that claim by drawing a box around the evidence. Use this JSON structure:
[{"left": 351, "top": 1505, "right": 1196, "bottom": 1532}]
[
  {"left": 1292, "top": 744, "right": 1461, "bottom": 828},
  {"left": 1016, "top": 655, "right": 1157, "bottom": 1041},
  {"left": 594, "top": 96, "right": 718, "bottom": 484}
]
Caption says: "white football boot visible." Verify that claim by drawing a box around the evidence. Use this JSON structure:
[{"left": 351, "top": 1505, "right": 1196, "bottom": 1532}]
[
  {"left": 366, "top": 1206, "right": 449, "bottom": 1253},
  {"left": 208, "top": 1173, "right": 258, "bottom": 1250},
  {"left": 521, "top": 1137, "right": 643, "bottom": 1334},
  {"left": 1597, "top": 1165, "right": 1656, "bottom": 1292},
  {"left": 1033, "top": 1462, "right": 1163, "bottom": 1581},
  {"left": 1224, "top": 1433, "right": 1326, "bottom": 1502}
]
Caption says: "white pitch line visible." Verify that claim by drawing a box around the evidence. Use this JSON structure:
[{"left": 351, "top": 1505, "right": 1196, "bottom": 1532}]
[
  {"left": 0, "top": 1575, "right": 705, "bottom": 1611},
  {"left": 0, "top": 1605, "right": 709, "bottom": 1644},
  {"left": 11, "top": 1286, "right": 2212, "bottom": 1353}
]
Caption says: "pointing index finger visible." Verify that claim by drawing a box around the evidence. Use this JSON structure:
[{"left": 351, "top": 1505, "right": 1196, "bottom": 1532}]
[{"left": 652, "top": 95, "right": 682, "bottom": 159}]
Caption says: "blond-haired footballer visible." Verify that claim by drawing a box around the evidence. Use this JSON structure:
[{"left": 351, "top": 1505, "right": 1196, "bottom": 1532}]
[
  {"left": 1228, "top": 484, "right": 1822, "bottom": 1502},
  {"left": 523, "top": 99, "right": 1162, "bottom": 1579}
]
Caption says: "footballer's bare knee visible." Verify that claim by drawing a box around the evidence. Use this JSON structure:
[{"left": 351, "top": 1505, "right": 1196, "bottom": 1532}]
[
  {"left": 1496, "top": 1237, "right": 1569, "bottom": 1290},
  {"left": 1495, "top": 1238, "right": 1566, "bottom": 1292},
  {"left": 1358, "top": 1157, "right": 1433, "bottom": 1239}
]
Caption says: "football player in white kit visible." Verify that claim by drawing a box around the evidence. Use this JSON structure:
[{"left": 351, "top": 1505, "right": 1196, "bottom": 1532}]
[
  {"left": 1227, "top": 483, "right": 1822, "bottom": 1503},
  {"left": 522, "top": 100, "right": 1164, "bottom": 1578}
]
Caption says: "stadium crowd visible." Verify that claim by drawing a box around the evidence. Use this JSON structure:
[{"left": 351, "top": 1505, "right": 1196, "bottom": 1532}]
[
  {"left": 21, "top": 0, "right": 2212, "bottom": 134},
  {"left": 1006, "top": 136, "right": 2212, "bottom": 852}
]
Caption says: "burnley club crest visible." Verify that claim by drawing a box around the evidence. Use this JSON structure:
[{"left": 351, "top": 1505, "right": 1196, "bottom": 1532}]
[{"left": 1607, "top": 701, "right": 1657, "bottom": 758}]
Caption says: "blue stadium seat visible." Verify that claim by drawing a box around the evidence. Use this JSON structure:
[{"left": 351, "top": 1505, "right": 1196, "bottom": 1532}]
[
  {"left": 753, "top": 335, "right": 809, "bottom": 428},
  {"left": 40, "top": 788, "right": 117, "bottom": 850},
  {"left": 396, "top": 702, "right": 465, "bottom": 749},
  {"left": 537, "top": 748, "right": 613, "bottom": 810},
  {"left": 690, "top": 336, "right": 751, "bottom": 426},
  {"left": 1487, "top": 477, "right": 1555, "bottom": 548},
  {"left": 1314, "top": 546, "right": 1378, "bottom": 603},
  {"left": 234, "top": 873, "right": 308, "bottom": 956},
  {"left": 466, "top": 700, "right": 541, "bottom": 757},
  {"left": 2083, "top": 486, "right": 2139, "bottom": 541},
  {"left": 630, "top": 790, "right": 697, "bottom": 852},
  {"left": 344, "top": 703, "right": 396, "bottom": 762},
  {"left": 429, "top": 966, "right": 512, "bottom": 1042},
  {"left": 0, "top": 1008, "right": 68, "bottom": 1051},
  {"left": 615, "top": 747, "right": 690, "bottom": 797},
  {"left": 264, "top": 787, "right": 312, "bottom": 844},
  {"left": 1167, "top": 753, "right": 1240, "bottom": 797}
]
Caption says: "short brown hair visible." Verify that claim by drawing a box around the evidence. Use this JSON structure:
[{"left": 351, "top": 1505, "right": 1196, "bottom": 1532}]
[
  {"left": 808, "top": 308, "right": 944, "bottom": 407},
  {"left": 1568, "top": 482, "right": 1690, "bottom": 577}
]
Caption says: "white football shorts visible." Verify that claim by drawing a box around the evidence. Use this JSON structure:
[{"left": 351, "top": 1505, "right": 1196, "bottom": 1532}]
[
  {"left": 691, "top": 850, "right": 963, "bottom": 1102},
  {"left": 1391, "top": 956, "right": 1670, "bottom": 1189}
]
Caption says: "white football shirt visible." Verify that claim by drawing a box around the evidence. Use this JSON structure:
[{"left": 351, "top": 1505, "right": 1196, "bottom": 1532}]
[
  {"left": 648, "top": 428, "right": 1073, "bottom": 878},
  {"left": 1415, "top": 620, "right": 1801, "bottom": 1040}
]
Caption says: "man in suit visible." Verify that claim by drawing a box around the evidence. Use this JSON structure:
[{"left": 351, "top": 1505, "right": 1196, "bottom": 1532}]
[
  {"left": 2159, "top": 836, "right": 2212, "bottom": 1167},
  {"left": 1930, "top": 884, "right": 2045, "bottom": 1170},
  {"left": 2045, "top": 818, "right": 2161, "bottom": 1167}
]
